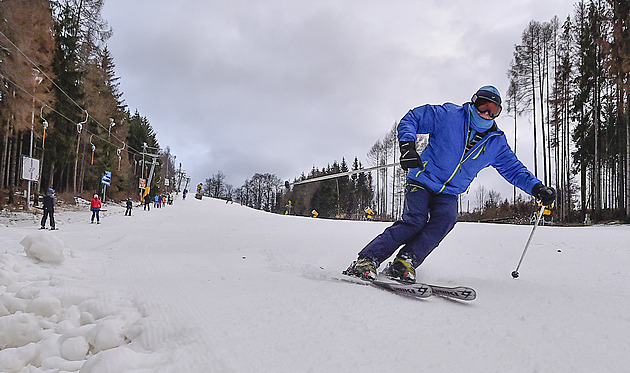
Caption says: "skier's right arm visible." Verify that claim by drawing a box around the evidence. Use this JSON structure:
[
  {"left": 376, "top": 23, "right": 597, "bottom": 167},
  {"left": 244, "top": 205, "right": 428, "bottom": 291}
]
[{"left": 397, "top": 104, "right": 440, "bottom": 142}]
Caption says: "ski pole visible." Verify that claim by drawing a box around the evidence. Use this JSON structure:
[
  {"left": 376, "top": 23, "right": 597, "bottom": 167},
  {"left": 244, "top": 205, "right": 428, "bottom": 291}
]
[{"left": 511, "top": 203, "right": 546, "bottom": 279}]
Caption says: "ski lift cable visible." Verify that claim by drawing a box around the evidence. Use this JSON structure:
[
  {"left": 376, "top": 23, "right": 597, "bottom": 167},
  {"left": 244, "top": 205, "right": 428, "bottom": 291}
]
[
  {"left": 0, "top": 30, "right": 142, "bottom": 152},
  {"left": 0, "top": 62, "right": 167, "bottom": 161},
  {"left": 0, "top": 71, "right": 145, "bottom": 156}
]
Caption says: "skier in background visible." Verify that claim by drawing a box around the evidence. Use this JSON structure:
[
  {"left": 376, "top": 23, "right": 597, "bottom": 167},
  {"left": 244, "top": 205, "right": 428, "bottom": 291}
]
[
  {"left": 40, "top": 188, "right": 56, "bottom": 230},
  {"left": 345, "top": 85, "right": 556, "bottom": 284},
  {"left": 144, "top": 193, "right": 151, "bottom": 211},
  {"left": 125, "top": 197, "right": 133, "bottom": 216},
  {"left": 364, "top": 207, "right": 374, "bottom": 221},
  {"left": 90, "top": 194, "right": 102, "bottom": 224}
]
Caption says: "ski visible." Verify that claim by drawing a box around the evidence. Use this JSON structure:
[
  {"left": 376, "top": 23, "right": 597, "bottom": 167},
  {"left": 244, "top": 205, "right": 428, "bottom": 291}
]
[
  {"left": 372, "top": 279, "right": 432, "bottom": 298},
  {"left": 332, "top": 273, "right": 432, "bottom": 299},
  {"left": 374, "top": 278, "right": 476, "bottom": 301},
  {"left": 339, "top": 271, "right": 476, "bottom": 301}
]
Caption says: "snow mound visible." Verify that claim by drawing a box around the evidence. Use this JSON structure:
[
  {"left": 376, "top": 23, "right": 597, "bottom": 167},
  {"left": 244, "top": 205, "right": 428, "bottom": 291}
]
[
  {"left": 20, "top": 231, "right": 65, "bottom": 264},
  {"left": 0, "top": 244, "right": 153, "bottom": 372}
]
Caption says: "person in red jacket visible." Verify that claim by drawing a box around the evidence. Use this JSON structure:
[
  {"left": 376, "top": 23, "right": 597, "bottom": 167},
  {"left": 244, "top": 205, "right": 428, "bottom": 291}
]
[{"left": 90, "top": 194, "right": 102, "bottom": 224}]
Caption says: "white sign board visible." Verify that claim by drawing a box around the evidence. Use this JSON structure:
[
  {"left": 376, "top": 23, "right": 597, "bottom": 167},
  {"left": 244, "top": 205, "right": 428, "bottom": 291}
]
[{"left": 21, "top": 156, "right": 40, "bottom": 182}]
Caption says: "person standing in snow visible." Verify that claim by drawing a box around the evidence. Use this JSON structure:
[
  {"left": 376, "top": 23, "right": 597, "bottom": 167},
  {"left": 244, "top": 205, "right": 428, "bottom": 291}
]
[
  {"left": 40, "top": 188, "right": 56, "bottom": 230},
  {"left": 144, "top": 193, "right": 151, "bottom": 211},
  {"left": 90, "top": 194, "right": 102, "bottom": 224},
  {"left": 345, "top": 86, "right": 556, "bottom": 284},
  {"left": 125, "top": 197, "right": 133, "bottom": 216}
]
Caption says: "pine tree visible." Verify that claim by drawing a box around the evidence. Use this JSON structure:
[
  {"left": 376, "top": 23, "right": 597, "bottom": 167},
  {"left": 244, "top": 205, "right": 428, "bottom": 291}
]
[
  {"left": 0, "top": 0, "right": 54, "bottom": 196},
  {"left": 44, "top": 3, "right": 85, "bottom": 192}
]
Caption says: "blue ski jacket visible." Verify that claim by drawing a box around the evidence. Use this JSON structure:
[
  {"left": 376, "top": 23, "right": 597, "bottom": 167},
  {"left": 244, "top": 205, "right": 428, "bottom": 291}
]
[{"left": 397, "top": 102, "right": 541, "bottom": 196}]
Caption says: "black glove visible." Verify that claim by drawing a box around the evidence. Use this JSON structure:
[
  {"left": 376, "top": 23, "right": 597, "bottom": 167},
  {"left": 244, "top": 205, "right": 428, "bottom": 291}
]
[
  {"left": 532, "top": 183, "right": 556, "bottom": 206},
  {"left": 399, "top": 141, "right": 421, "bottom": 171}
]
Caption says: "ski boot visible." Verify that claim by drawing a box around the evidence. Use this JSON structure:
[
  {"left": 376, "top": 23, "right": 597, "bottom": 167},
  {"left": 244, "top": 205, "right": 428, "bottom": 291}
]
[
  {"left": 343, "top": 258, "right": 378, "bottom": 281},
  {"left": 383, "top": 256, "right": 416, "bottom": 284}
]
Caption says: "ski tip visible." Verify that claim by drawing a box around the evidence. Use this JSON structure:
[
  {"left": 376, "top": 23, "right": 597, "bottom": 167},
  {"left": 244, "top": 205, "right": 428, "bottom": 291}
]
[{"left": 430, "top": 286, "right": 476, "bottom": 301}]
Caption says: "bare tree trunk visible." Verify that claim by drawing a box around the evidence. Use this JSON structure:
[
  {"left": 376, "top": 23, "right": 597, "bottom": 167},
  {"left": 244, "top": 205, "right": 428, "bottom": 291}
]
[
  {"left": 530, "top": 43, "right": 539, "bottom": 178},
  {"left": 594, "top": 4, "right": 604, "bottom": 220},
  {"left": 627, "top": 93, "right": 630, "bottom": 218},
  {"left": 9, "top": 130, "right": 19, "bottom": 204},
  {"left": 538, "top": 35, "right": 548, "bottom": 185},
  {"left": 79, "top": 151, "right": 86, "bottom": 193},
  {"left": 48, "top": 161, "right": 55, "bottom": 190},
  {"left": 38, "top": 149, "right": 46, "bottom": 194},
  {"left": 0, "top": 120, "right": 9, "bottom": 188},
  {"left": 73, "top": 133, "right": 80, "bottom": 194}
]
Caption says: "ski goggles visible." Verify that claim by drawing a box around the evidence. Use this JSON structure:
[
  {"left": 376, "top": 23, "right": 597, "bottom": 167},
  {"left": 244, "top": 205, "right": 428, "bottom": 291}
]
[{"left": 474, "top": 99, "right": 502, "bottom": 119}]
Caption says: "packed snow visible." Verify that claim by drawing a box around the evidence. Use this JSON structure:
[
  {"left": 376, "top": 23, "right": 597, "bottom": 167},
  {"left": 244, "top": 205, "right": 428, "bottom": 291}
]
[{"left": 0, "top": 196, "right": 629, "bottom": 372}]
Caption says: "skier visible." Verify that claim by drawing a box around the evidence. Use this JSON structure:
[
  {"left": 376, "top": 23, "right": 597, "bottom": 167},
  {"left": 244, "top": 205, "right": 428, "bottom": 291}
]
[
  {"left": 90, "top": 194, "right": 102, "bottom": 224},
  {"left": 144, "top": 193, "right": 151, "bottom": 211},
  {"left": 345, "top": 85, "right": 556, "bottom": 284},
  {"left": 125, "top": 197, "right": 133, "bottom": 216},
  {"left": 364, "top": 207, "right": 374, "bottom": 221},
  {"left": 40, "top": 188, "right": 56, "bottom": 230}
]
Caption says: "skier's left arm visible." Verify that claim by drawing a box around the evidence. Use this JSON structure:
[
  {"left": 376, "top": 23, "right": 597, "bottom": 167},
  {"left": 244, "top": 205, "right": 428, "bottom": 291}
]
[{"left": 491, "top": 137, "right": 541, "bottom": 195}]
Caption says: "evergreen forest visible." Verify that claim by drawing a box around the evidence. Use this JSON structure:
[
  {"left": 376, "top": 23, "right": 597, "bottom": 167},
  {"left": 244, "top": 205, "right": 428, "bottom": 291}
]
[{"left": 0, "top": 0, "right": 178, "bottom": 206}]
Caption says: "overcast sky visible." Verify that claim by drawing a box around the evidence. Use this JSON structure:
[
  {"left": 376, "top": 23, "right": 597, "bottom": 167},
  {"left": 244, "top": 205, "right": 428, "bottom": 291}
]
[{"left": 101, "top": 0, "right": 577, "bottom": 207}]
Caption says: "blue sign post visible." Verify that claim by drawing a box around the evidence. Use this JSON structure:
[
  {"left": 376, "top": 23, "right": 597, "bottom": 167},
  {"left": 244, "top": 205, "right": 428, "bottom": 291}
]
[
  {"left": 101, "top": 171, "right": 111, "bottom": 202},
  {"left": 101, "top": 171, "right": 111, "bottom": 186}
]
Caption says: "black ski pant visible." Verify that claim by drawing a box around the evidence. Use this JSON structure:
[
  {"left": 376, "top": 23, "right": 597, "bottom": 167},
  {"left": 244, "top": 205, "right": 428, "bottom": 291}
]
[
  {"left": 358, "top": 184, "right": 458, "bottom": 267},
  {"left": 41, "top": 209, "right": 55, "bottom": 228}
]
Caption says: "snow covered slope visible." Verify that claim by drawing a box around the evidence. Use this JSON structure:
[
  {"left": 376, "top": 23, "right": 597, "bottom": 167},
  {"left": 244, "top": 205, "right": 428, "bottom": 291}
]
[{"left": 1, "top": 197, "right": 629, "bottom": 372}]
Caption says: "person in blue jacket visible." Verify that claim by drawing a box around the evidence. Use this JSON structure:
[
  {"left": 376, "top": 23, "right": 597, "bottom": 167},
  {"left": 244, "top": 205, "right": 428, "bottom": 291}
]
[{"left": 345, "top": 85, "right": 556, "bottom": 284}]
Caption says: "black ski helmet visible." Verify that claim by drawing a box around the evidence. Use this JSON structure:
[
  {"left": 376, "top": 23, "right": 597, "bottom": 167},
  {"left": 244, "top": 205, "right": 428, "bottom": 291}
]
[{"left": 471, "top": 85, "right": 502, "bottom": 108}]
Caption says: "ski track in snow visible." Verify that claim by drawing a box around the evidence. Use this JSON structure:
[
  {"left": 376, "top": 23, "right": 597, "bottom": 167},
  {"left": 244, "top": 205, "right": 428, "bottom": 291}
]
[{"left": 1, "top": 197, "right": 629, "bottom": 372}]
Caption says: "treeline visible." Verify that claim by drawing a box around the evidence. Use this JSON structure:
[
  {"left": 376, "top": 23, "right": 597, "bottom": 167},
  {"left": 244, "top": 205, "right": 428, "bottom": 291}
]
[
  {"left": 204, "top": 157, "right": 376, "bottom": 219},
  {"left": 288, "top": 157, "right": 374, "bottom": 219},
  {"left": 0, "top": 0, "right": 174, "bottom": 205},
  {"left": 507, "top": 1, "right": 630, "bottom": 223},
  {"left": 204, "top": 171, "right": 283, "bottom": 212}
]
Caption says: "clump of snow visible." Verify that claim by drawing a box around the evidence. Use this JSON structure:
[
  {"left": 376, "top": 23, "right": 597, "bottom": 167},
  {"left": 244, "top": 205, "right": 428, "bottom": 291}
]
[
  {"left": 60, "top": 336, "right": 89, "bottom": 361},
  {"left": 0, "top": 312, "right": 43, "bottom": 349},
  {"left": 20, "top": 231, "right": 65, "bottom": 264}
]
